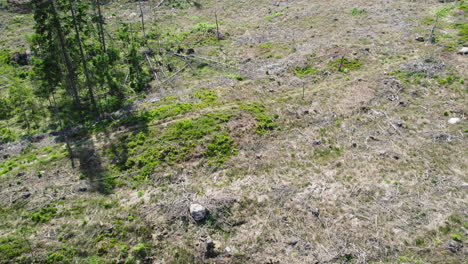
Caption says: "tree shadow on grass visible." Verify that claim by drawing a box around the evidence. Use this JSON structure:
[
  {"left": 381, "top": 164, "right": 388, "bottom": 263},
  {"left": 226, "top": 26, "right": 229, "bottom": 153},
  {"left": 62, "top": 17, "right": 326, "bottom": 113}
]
[{"left": 75, "top": 136, "right": 112, "bottom": 194}]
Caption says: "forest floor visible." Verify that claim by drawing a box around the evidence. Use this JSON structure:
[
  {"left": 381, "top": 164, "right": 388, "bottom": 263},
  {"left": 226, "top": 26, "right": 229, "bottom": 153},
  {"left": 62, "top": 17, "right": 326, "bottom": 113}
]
[{"left": 0, "top": 0, "right": 467, "bottom": 263}]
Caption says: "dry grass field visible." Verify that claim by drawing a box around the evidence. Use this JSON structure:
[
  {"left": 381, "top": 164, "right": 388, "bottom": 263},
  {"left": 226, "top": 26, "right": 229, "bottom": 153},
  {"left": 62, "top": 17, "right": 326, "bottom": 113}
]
[{"left": 0, "top": 0, "right": 466, "bottom": 263}]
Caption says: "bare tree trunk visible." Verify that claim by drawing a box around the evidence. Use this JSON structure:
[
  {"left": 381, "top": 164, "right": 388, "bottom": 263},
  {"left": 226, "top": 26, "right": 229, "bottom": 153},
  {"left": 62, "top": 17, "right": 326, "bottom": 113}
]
[
  {"left": 139, "top": 0, "right": 147, "bottom": 41},
  {"left": 214, "top": 10, "right": 222, "bottom": 52},
  {"left": 338, "top": 55, "right": 345, "bottom": 72},
  {"left": 69, "top": 0, "right": 98, "bottom": 113},
  {"left": 429, "top": 16, "right": 439, "bottom": 44}
]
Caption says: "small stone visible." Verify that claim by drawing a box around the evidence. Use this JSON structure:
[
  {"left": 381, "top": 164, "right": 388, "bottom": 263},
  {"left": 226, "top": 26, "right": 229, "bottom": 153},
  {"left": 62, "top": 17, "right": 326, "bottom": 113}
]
[
  {"left": 310, "top": 207, "right": 320, "bottom": 217},
  {"left": 457, "top": 47, "right": 468, "bottom": 55},
  {"left": 77, "top": 186, "right": 88, "bottom": 192},
  {"left": 22, "top": 192, "right": 31, "bottom": 199},
  {"left": 415, "top": 37, "right": 425, "bottom": 42},
  {"left": 286, "top": 237, "right": 299, "bottom": 246},
  {"left": 190, "top": 203, "right": 207, "bottom": 222},
  {"left": 448, "top": 117, "right": 461, "bottom": 124},
  {"left": 257, "top": 195, "right": 269, "bottom": 203},
  {"left": 255, "top": 153, "right": 262, "bottom": 159},
  {"left": 312, "top": 140, "right": 322, "bottom": 146}
]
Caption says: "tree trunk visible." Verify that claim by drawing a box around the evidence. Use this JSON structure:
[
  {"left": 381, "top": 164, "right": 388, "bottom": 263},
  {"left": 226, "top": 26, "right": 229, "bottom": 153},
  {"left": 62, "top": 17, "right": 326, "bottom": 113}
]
[
  {"left": 50, "top": 0, "right": 81, "bottom": 109},
  {"left": 95, "top": 0, "right": 107, "bottom": 52},
  {"left": 139, "top": 1, "right": 146, "bottom": 41},
  {"left": 69, "top": 0, "right": 98, "bottom": 113}
]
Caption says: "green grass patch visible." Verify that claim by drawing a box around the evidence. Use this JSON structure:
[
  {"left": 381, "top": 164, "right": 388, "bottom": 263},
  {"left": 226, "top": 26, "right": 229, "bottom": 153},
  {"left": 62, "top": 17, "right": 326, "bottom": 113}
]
[
  {"left": 28, "top": 204, "right": 58, "bottom": 224},
  {"left": 225, "top": 73, "right": 245, "bottom": 81},
  {"left": 207, "top": 132, "right": 238, "bottom": 166},
  {"left": 292, "top": 65, "right": 319, "bottom": 77},
  {"left": 240, "top": 103, "right": 278, "bottom": 134},
  {"left": 265, "top": 12, "right": 285, "bottom": 21},
  {"left": 351, "top": 8, "right": 367, "bottom": 17},
  {"left": 192, "top": 88, "right": 218, "bottom": 103},
  {"left": 0, "top": 128, "right": 16, "bottom": 143},
  {"left": 107, "top": 112, "right": 234, "bottom": 181},
  {"left": 0, "top": 236, "right": 29, "bottom": 262},
  {"left": 328, "top": 57, "right": 362, "bottom": 73}
]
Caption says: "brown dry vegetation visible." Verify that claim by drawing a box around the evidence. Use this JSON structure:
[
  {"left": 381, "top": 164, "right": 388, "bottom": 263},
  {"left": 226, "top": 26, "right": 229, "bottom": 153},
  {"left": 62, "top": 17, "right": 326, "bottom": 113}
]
[{"left": 0, "top": 0, "right": 467, "bottom": 263}]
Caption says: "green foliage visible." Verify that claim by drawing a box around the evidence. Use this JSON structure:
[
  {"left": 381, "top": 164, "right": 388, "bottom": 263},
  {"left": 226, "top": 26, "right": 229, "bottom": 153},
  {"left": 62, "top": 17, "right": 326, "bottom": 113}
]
[
  {"left": 160, "top": 114, "right": 226, "bottom": 142},
  {"left": 456, "top": 23, "right": 468, "bottom": 43},
  {"left": 435, "top": 5, "right": 455, "bottom": 18},
  {"left": 192, "top": 89, "right": 218, "bottom": 103},
  {"left": 164, "top": 0, "right": 199, "bottom": 8},
  {"left": 0, "top": 237, "right": 28, "bottom": 262},
  {"left": 438, "top": 75, "right": 463, "bottom": 86},
  {"left": 328, "top": 57, "right": 362, "bottom": 72},
  {"left": 207, "top": 133, "right": 238, "bottom": 166},
  {"left": 459, "top": 2, "right": 468, "bottom": 12},
  {"left": 0, "top": 128, "right": 16, "bottom": 143},
  {"left": 351, "top": 8, "right": 367, "bottom": 16},
  {"left": 265, "top": 12, "right": 284, "bottom": 21},
  {"left": 128, "top": 44, "right": 151, "bottom": 92},
  {"left": 108, "top": 112, "right": 234, "bottom": 181},
  {"left": 225, "top": 73, "right": 245, "bottom": 81},
  {"left": 259, "top": 42, "right": 274, "bottom": 49},
  {"left": 147, "top": 102, "right": 195, "bottom": 120},
  {"left": 240, "top": 103, "right": 277, "bottom": 134},
  {"left": 29, "top": 204, "right": 58, "bottom": 224},
  {"left": 46, "top": 252, "right": 69, "bottom": 264},
  {"left": 130, "top": 243, "right": 148, "bottom": 259},
  {"left": 292, "top": 65, "right": 319, "bottom": 77}
]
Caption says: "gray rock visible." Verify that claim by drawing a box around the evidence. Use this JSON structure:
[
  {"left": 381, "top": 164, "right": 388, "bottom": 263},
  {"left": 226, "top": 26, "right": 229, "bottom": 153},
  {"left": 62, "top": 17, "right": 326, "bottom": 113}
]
[
  {"left": 445, "top": 240, "right": 462, "bottom": 253},
  {"left": 190, "top": 203, "right": 207, "bottom": 221},
  {"left": 457, "top": 47, "right": 468, "bottom": 55},
  {"left": 22, "top": 192, "right": 31, "bottom": 199}
]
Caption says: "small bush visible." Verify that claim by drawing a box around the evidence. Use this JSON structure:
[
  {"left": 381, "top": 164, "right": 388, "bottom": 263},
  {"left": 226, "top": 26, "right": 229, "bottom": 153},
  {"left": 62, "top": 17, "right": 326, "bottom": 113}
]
[
  {"left": 292, "top": 65, "right": 319, "bottom": 77},
  {"left": 0, "top": 128, "right": 16, "bottom": 143},
  {"left": 0, "top": 237, "right": 28, "bottom": 261},
  {"left": 207, "top": 133, "right": 238, "bottom": 166},
  {"left": 240, "top": 103, "right": 277, "bottom": 134},
  {"left": 328, "top": 57, "right": 362, "bottom": 72},
  {"left": 29, "top": 204, "right": 57, "bottom": 224},
  {"left": 351, "top": 8, "right": 367, "bottom": 16}
]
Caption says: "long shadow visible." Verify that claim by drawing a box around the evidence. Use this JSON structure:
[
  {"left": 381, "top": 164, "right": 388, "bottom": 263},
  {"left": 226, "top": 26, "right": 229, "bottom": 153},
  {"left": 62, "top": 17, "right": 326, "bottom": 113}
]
[
  {"left": 75, "top": 135, "right": 109, "bottom": 194},
  {"left": 76, "top": 101, "right": 152, "bottom": 193},
  {"left": 53, "top": 101, "right": 152, "bottom": 193}
]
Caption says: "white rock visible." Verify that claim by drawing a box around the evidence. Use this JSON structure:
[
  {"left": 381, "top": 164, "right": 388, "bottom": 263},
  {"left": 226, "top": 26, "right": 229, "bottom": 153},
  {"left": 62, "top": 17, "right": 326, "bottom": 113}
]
[
  {"left": 457, "top": 47, "right": 468, "bottom": 55},
  {"left": 448, "top": 118, "right": 461, "bottom": 124},
  {"left": 189, "top": 203, "right": 207, "bottom": 221}
]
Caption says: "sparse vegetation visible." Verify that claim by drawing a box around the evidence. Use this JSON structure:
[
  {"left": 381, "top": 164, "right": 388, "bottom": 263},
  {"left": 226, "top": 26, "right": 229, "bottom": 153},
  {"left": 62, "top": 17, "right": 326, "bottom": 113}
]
[{"left": 0, "top": 0, "right": 466, "bottom": 263}]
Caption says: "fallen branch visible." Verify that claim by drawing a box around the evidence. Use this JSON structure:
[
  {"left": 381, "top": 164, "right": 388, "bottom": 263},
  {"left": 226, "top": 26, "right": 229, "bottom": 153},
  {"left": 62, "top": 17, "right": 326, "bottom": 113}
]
[{"left": 159, "top": 63, "right": 189, "bottom": 85}]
